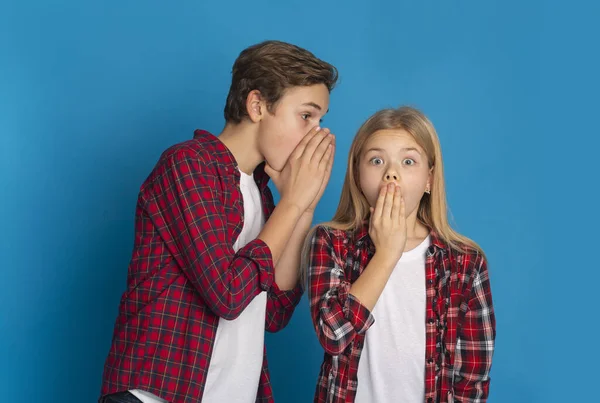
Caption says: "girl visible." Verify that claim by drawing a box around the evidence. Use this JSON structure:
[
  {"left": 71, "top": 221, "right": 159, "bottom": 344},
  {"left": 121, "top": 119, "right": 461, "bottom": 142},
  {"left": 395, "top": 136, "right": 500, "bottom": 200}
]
[{"left": 304, "top": 107, "right": 496, "bottom": 403}]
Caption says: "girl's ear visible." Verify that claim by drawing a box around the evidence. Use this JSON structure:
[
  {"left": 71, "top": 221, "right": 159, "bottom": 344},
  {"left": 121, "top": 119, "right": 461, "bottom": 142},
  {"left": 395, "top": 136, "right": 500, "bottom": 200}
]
[{"left": 426, "top": 165, "right": 434, "bottom": 193}]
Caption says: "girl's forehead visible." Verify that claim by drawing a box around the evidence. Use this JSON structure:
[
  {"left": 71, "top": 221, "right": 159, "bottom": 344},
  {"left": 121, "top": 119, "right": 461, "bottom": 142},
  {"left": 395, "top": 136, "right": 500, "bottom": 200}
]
[{"left": 362, "top": 129, "right": 422, "bottom": 151}]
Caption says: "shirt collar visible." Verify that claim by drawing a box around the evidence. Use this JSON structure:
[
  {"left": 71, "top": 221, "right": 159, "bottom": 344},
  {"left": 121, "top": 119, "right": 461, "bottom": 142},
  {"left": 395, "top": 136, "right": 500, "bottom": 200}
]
[
  {"left": 193, "top": 129, "right": 270, "bottom": 190},
  {"left": 354, "top": 221, "right": 449, "bottom": 255}
]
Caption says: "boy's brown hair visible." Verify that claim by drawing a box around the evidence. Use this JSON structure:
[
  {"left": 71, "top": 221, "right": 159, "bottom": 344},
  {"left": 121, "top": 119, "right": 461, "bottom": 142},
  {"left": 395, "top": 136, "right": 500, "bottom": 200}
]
[{"left": 224, "top": 40, "right": 338, "bottom": 123}]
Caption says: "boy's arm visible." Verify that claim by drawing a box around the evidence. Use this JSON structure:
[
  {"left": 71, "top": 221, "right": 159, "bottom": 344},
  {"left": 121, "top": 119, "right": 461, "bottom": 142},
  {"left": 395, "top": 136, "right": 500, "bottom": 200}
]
[
  {"left": 307, "top": 226, "right": 374, "bottom": 355},
  {"left": 264, "top": 211, "right": 312, "bottom": 332},
  {"left": 263, "top": 127, "right": 335, "bottom": 332},
  {"left": 151, "top": 149, "right": 302, "bottom": 320},
  {"left": 453, "top": 256, "right": 496, "bottom": 402}
]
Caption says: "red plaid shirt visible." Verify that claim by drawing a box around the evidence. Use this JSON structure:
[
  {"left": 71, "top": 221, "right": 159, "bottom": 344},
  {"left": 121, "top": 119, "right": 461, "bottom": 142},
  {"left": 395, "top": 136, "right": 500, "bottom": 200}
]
[
  {"left": 307, "top": 224, "right": 496, "bottom": 403},
  {"left": 100, "top": 130, "right": 303, "bottom": 403}
]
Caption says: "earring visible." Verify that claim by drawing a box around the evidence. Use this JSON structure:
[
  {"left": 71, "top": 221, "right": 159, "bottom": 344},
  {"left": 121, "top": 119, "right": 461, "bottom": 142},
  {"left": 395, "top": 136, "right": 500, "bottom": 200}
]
[{"left": 425, "top": 187, "right": 431, "bottom": 194}]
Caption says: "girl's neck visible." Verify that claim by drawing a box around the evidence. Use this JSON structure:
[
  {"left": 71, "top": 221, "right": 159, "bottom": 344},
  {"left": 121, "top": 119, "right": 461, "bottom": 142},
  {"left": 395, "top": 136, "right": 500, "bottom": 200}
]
[{"left": 405, "top": 213, "right": 430, "bottom": 250}]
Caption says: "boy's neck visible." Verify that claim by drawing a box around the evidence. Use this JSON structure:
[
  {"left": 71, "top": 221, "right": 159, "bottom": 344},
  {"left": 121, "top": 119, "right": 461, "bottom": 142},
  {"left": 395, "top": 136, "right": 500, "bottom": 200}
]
[{"left": 217, "top": 121, "right": 263, "bottom": 175}]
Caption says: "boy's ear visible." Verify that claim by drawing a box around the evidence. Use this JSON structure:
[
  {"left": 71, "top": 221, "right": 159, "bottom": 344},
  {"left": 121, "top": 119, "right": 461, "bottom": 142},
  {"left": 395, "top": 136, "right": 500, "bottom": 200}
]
[{"left": 246, "top": 90, "right": 265, "bottom": 123}]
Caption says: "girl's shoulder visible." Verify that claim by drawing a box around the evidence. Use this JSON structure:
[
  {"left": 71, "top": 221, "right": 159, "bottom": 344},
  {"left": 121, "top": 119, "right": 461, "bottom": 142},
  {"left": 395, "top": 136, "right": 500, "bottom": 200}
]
[
  {"left": 313, "top": 222, "right": 369, "bottom": 244},
  {"left": 430, "top": 231, "right": 487, "bottom": 268}
]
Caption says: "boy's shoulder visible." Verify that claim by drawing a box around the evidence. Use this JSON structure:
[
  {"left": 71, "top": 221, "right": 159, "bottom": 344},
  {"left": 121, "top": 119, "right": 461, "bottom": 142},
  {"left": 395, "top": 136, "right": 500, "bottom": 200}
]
[
  {"left": 141, "top": 130, "right": 236, "bottom": 192},
  {"left": 160, "top": 130, "right": 232, "bottom": 167}
]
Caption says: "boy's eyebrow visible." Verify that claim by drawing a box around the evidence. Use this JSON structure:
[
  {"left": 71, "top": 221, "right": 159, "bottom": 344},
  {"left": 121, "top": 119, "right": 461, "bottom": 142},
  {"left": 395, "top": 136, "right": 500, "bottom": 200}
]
[{"left": 301, "top": 102, "right": 327, "bottom": 112}]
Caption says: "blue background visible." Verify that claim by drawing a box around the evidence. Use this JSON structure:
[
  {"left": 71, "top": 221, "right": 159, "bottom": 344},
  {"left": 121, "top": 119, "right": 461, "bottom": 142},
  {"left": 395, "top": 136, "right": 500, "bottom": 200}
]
[{"left": 1, "top": 1, "right": 598, "bottom": 402}]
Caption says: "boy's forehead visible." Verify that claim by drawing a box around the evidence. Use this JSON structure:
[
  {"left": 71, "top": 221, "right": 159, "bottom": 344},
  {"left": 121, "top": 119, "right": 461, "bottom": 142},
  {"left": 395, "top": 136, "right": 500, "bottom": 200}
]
[{"left": 282, "top": 85, "right": 329, "bottom": 109}]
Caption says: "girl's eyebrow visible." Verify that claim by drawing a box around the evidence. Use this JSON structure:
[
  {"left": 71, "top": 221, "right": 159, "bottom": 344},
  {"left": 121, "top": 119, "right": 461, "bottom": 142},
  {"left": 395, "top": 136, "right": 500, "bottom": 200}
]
[
  {"left": 365, "top": 147, "right": 422, "bottom": 155},
  {"left": 401, "top": 147, "right": 422, "bottom": 155}
]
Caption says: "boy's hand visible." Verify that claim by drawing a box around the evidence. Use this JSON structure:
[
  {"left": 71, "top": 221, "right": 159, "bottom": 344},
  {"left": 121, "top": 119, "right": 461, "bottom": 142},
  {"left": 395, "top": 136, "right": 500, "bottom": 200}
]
[
  {"left": 305, "top": 134, "right": 334, "bottom": 213},
  {"left": 265, "top": 126, "right": 334, "bottom": 213}
]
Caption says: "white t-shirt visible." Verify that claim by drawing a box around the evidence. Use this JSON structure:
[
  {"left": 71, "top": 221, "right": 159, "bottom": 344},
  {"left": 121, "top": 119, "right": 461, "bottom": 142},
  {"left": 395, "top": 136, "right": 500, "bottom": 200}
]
[
  {"left": 355, "top": 236, "right": 430, "bottom": 403},
  {"left": 132, "top": 169, "right": 267, "bottom": 403}
]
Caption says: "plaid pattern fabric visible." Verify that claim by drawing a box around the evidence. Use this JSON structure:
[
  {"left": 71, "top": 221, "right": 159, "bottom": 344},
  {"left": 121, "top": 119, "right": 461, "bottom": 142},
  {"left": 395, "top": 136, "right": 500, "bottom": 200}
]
[
  {"left": 100, "top": 130, "right": 303, "bottom": 403},
  {"left": 307, "top": 224, "right": 495, "bottom": 403}
]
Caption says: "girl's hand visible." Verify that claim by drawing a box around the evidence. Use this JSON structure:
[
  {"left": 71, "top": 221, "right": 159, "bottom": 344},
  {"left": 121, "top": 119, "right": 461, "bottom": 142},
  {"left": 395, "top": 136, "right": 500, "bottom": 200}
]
[{"left": 368, "top": 183, "right": 407, "bottom": 265}]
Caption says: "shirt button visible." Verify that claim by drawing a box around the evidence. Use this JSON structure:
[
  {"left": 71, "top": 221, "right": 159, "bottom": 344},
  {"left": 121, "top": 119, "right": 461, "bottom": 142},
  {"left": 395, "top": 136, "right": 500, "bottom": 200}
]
[
  {"left": 428, "top": 318, "right": 435, "bottom": 325},
  {"left": 428, "top": 279, "right": 433, "bottom": 285},
  {"left": 427, "top": 357, "right": 434, "bottom": 364},
  {"left": 427, "top": 398, "right": 433, "bottom": 403}
]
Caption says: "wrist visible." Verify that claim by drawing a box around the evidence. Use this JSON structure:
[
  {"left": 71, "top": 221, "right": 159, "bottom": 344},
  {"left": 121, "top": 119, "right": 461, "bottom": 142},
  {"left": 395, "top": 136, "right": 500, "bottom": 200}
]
[
  {"left": 301, "top": 209, "right": 315, "bottom": 219},
  {"left": 297, "top": 210, "right": 314, "bottom": 229},
  {"left": 372, "top": 250, "right": 400, "bottom": 269},
  {"left": 277, "top": 198, "right": 304, "bottom": 220}
]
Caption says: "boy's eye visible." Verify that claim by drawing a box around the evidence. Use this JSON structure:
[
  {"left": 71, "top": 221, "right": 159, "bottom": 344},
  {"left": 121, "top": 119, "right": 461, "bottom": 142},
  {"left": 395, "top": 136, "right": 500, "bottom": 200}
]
[
  {"left": 301, "top": 113, "right": 310, "bottom": 120},
  {"left": 403, "top": 158, "right": 416, "bottom": 166},
  {"left": 369, "top": 157, "right": 384, "bottom": 165}
]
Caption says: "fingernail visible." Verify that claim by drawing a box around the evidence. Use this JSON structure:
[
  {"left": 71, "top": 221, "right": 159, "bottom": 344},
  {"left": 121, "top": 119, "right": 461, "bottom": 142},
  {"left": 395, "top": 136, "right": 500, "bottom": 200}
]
[{"left": 316, "top": 126, "right": 321, "bottom": 131}]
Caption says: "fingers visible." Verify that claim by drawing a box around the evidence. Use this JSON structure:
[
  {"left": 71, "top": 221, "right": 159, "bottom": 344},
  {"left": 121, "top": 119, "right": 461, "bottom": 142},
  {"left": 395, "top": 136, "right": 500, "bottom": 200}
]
[
  {"left": 373, "top": 185, "right": 387, "bottom": 221},
  {"left": 382, "top": 183, "right": 395, "bottom": 219},
  {"left": 315, "top": 145, "right": 333, "bottom": 189},
  {"left": 319, "top": 141, "right": 334, "bottom": 172},
  {"left": 310, "top": 145, "right": 334, "bottom": 207},
  {"left": 399, "top": 195, "right": 406, "bottom": 224},
  {"left": 289, "top": 126, "right": 323, "bottom": 160},
  {"left": 311, "top": 133, "right": 334, "bottom": 164},
  {"left": 391, "top": 185, "right": 402, "bottom": 220},
  {"left": 302, "top": 128, "right": 331, "bottom": 161}
]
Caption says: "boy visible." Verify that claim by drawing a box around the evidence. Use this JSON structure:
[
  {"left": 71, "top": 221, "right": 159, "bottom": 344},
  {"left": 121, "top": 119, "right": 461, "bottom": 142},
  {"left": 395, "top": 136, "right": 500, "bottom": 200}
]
[{"left": 99, "top": 40, "right": 338, "bottom": 403}]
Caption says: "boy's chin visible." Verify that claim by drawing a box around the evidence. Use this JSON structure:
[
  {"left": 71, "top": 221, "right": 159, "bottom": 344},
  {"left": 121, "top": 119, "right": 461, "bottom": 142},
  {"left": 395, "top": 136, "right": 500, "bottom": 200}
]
[{"left": 264, "top": 158, "right": 286, "bottom": 172}]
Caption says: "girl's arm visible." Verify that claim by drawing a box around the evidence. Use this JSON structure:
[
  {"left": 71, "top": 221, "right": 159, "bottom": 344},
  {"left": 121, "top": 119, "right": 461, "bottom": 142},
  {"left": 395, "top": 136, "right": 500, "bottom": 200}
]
[
  {"left": 307, "top": 226, "right": 374, "bottom": 356},
  {"left": 453, "top": 256, "right": 496, "bottom": 402},
  {"left": 350, "top": 183, "right": 405, "bottom": 311},
  {"left": 307, "top": 186, "right": 405, "bottom": 355}
]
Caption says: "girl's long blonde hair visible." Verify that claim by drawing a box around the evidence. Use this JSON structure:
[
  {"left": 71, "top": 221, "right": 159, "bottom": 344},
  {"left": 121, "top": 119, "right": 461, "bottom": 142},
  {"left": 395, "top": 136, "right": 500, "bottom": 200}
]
[{"left": 301, "top": 106, "right": 483, "bottom": 286}]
